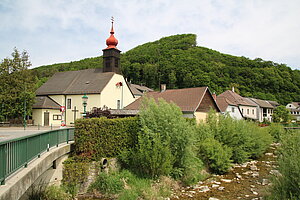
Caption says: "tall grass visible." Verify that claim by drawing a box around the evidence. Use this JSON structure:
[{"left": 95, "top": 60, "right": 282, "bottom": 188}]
[
  {"left": 267, "top": 130, "right": 300, "bottom": 200},
  {"left": 89, "top": 170, "right": 175, "bottom": 200}
]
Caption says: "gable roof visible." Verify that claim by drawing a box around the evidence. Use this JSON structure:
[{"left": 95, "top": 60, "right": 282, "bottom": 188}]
[
  {"left": 216, "top": 96, "right": 237, "bottom": 112},
  {"left": 218, "top": 90, "right": 257, "bottom": 107},
  {"left": 36, "top": 68, "right": 115, "bottom": 95},
  {"left": 249, "top": 98, "right": 274, "bottom": 108},
  {"left": 290, "top": 102, "right": 300, "bottom": 108},
  {"left": 268, "top": 100, "right": 280, "bottom": 107},
  {"left": 129, "top": 84, "right": 153, "bottom": 96},
  {"left": 32, "top": 96, "right": 61, "bottom": 109},
  {"left": 125, "top": 87, "right": 221, "bottom": 112}
]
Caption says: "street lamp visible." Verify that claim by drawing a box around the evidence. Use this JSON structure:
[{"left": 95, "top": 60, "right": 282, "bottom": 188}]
[{"left": 82, "top": 94, "right": 88, "bottom": 117}]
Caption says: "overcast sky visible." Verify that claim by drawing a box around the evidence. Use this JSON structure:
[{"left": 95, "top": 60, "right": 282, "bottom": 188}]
[{"left": 1, "top": 0, "right": 300, "bottom": 70}]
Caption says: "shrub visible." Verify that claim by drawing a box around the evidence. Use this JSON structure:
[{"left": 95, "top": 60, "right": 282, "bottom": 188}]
[
  {"left": 119, "top": 98, "right": 203, "bottom": 184},
  {"left": 267, "top": 131, "right": 300, "bottom": 200},
  {"left": 90, "top": 171, "right": 124, "bottom": 195},
  {"left": 268, "top": 123, "right": 285, "bottom": 142},
  {"left": 75, "top": 117, "right": 139, "bottom": 160},
  {"left": 198, "top": 138, "right": 232, "bottom": 174},
  {"left": 197, "top": 110, "right": 272, "bottom": 164},
  {"left": 62, "top": 157, "right": 89, "bottom": 197},
  {"left": 45, "top": 185, "right": 71, "bottom": 200}
]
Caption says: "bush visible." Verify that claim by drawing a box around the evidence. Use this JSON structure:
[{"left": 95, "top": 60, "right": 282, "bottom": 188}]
[
  {"left": 268, "top": 123, "right": 285, "bottom": 142},
  {"left": 75, "top": 117, "right": 139, "bottom": 160},
  {"left": 198, "top": 138, "right": 232, "bottom": 174},
  {"left": 90, "top": 171, "right": 124, "bottom": 195},
  {"left": 119, "top": 98, "right": 203, "bottom": 184},
  {"left": 196, "top": 110, "right": 272, "bottom": 166},
  {"left": 45, "top": 185, "right": 71, "bottom": 200},
  {"left": 62, "top": 157, "right": 89, "bottom": 197},
  {"left": 267, "top": 131, "right": 300, "bottom": 200},
  {"left": 90, "top": 170, "right": 173, "bottom": 200}
]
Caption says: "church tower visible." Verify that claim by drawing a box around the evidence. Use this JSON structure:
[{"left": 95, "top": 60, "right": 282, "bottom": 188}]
[{"left": 102, "top": 17, "right": 121, "bottom": 74}]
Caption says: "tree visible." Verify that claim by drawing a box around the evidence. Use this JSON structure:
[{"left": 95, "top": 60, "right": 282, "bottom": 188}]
[
  {"left": 0, "top": 48, "right": 37, "bottom": 121},
  {"left": 273, "top": 105, "right": 291, "bottom": 123}
]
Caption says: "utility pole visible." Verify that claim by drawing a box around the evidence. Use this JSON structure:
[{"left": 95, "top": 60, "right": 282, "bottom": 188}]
[{"left": 23, "top": 86, "right": 26, "bottom": 130}]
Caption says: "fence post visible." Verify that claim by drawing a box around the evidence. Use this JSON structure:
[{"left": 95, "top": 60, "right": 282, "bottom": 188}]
[
  {"left": 24, "top": 138, "right": 28, "bottom": 168},
  {"left": 56, "top": 130, "right": 59, "bottom": 147},
  {"left": 1, "top": 145, "right": 7, "bottom": 185},
  {"left": 38, "top": 134, "right": 41, "bottom": 158}
]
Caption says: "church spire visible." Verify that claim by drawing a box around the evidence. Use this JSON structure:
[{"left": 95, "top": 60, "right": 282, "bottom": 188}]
[
  {"left": 102, "top": 17, "right": 121, "bottom": 74},
  {"left": 105, "top": 16, "right": 118, "bottom": 49}
]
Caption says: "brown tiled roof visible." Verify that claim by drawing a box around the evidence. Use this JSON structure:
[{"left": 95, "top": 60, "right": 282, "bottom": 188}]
[
  {"left": 36, "top": 68, "right": 115, "bottom": 95},
  {"left": 216, "top": 96, "right": 236, "bottom": 112},
  {"left": 218, "top": 90, "right": 257, "bottom": 107},
  {"left": 125, "top": 87, "right": 220, "bottom": 112},
  {"left": 249, "top": 98, "right": 274, "bottom": 108},
  {"left": 32, "top": 96, "right": 60, "bottom": 109},
  {"left": 268, "top": 100, "right": 280, "bottom": 107}
]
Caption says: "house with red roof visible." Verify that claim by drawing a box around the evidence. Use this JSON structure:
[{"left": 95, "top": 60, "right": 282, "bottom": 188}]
[{"left": 125, "top": 85, "right": 221, "bottom": 122}]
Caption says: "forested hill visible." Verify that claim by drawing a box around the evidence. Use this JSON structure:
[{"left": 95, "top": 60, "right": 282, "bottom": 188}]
[{"left": 33, "top": 34, "right": 300, "bottom": 104}]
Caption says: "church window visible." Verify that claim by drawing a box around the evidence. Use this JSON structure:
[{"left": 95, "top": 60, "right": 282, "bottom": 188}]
[
  {"left": 67, "top": 99, "right": 71, "bottom": 109},
  {"left": 231, "top": 107, "right": 235, "bottom": 113},
  {"left": 115, "top": 58, "right": 119, "bottom": 68},
  {"left": 117, "top": 100, "right": 121, "bottom": 109},
  {"left": 53, "top": 115, "right": 62, "bottom": 120}
]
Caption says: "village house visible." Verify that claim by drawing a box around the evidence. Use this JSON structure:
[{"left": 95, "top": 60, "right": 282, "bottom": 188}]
[
  {"left": 247, "top": 98, "right": 277, "bottom": 122},
  {"left": 217, "top": 88, "right": 258, "bottom": 120},
  {"left": 286, "top": 102, "right": 300, "bottom": 121},
  {"left": 124, "top": 85, "right": 221, "bottom": 123},
  {"left": 129, "top": 83, "right": 153, "bottom": 99},
  {"left": 32, "top": 20, "right": 136, "bottom": 126},
  {"left": 216, "top": 95, "right": 243, "bottom": 120}
]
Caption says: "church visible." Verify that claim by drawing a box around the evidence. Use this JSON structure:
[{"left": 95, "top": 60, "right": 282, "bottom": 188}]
[{"left": 32, "top": 20, "right": 136, "bottom": 126}]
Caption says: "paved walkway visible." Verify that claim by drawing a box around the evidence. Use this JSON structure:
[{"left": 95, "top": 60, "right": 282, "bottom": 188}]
[{"left": 0, "top": 126, "right": 70, "bottom": 142}]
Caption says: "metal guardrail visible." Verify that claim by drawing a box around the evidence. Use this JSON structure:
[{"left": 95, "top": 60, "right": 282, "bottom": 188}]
[{"left": 0, "top": 128, "right": 74, "bottom": 185}]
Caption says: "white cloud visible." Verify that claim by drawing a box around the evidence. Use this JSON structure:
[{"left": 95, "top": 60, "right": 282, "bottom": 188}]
[{"left": 0, "top": 0, "right": 299, "bottom": 69}]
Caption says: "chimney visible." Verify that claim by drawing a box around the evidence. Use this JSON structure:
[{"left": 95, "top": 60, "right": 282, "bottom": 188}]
[
  {"left": 212, "top": 92, "right": 217, "bottom": 101},
  {"left": 160, "top": 84, "right": 166, "bottom": 92},
  {"left": 232, "top": 87, "right": 235, "bottom": 93}
]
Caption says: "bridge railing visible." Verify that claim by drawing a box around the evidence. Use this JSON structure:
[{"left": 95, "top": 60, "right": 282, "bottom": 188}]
[{"left": 0, "top": 128, "right": 74, "bottom": 185}]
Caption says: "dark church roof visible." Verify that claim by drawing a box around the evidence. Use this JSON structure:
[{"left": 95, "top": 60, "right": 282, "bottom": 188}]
[
  {"left": 36, "top": 68, "right": 115, "bottom": 95},
  {"left": 32, "top": 96, "right": 60, "bottom": 109},
  {"left": 125, "top": 87, "right": 221, "bottom": 113}
]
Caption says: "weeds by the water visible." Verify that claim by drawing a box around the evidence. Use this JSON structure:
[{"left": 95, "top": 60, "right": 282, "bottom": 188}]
[
  {"left": 267, "top": 130, "right": 300, "bottom": 200},
  {"left": 89, "top": 170, "right": 177, "bottom": 200}
]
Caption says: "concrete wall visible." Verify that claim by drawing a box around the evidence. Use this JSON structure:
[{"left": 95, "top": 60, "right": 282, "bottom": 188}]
[{"left": 0, "top": 144, "right": 72, "bottom": 200}]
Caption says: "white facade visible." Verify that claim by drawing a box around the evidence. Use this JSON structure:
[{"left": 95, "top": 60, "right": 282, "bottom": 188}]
[
  {"left": 223, "top": 105, "right": 243, "bottom": 120},
  {"left": 33, "top": 74, "right": 135, "bottom": 126},
  {"left": 239, "top": 105, "right": 257, "bottom": 120}
]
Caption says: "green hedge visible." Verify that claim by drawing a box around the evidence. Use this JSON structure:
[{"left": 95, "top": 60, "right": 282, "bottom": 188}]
[{"left": 75, "top": 117, "right": 139, "bottom": 160}]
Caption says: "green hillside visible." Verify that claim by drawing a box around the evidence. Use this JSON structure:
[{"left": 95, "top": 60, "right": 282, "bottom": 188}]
[{"left": 33, "top": 34, "right": 300, "bottom": 104}]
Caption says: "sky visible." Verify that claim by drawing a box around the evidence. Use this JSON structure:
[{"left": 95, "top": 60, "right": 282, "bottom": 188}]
[{"left": 1, "top": 0, "right": 300, "bottom": 70}]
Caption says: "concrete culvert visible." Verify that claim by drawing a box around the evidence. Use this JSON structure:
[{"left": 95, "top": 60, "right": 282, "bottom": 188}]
[{"left": 101, "top": 158, "right": 108, "bottom": 169}]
